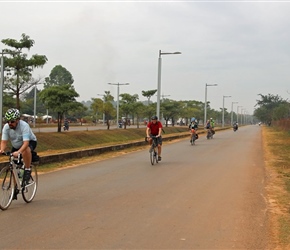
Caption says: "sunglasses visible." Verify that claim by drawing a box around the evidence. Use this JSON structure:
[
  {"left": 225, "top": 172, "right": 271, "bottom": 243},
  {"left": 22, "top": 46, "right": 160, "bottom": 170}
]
[{"left": 7, "top": 120, "right": 16, "bottom": 124}]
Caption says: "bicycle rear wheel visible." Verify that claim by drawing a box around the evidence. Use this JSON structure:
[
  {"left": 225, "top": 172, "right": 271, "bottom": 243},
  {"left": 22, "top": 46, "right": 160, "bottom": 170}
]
[
  {"left": 22, "top": 165, "right": 38, "bottom": 203},
  {"left": 0, "top": 166, "right": 14, "bottom": 210}
]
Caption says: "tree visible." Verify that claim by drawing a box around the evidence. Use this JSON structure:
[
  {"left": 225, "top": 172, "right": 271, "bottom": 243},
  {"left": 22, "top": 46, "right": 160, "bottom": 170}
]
[
  {"left": 119, "top": 93, "right": 139, "bottom": 129},
  {"left": 91, "top": 97, "right": 104, "bottom": 123},
  {"left": 180, "top": 100, "right": 203, "bottom": 125},
  {"left": 161, "top": 99, "right": 183, "bottom": 127},
  {"left": 91, "top": 91, "right": 115, "bottom": 129},
  {"left": 254, "top": 94, "right": 288, "bottom": 123},
  {"left": 131, "top": 102, "right": 146, "bottom": 128},
  {"left": 39, "top": 65, "right": 82, "bottom": 132},
  {"left": 21, "top": 87, "right": 47, "bottom": 116},
  {"left": 39, "top": 84, "right": 82, "bottom": 132},
  {"left": 142, "top": 89, "right": 157, "bottom": 105},
  {"left": 44, "top": 65, "right": 73, "bottom": 87},
  {"left": 1, "top": 33, "right": 48, "bottom": 110}
]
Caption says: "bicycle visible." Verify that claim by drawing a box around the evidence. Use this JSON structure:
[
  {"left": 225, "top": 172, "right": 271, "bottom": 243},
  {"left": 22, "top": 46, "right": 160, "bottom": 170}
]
[
  {"left": 148, "top": 135, "right": 159, "bottom": 165},
  {"left": 206, "top": 128, "right": 213, "bottom": 139},
  {"left": 190, "top": 129, "right": 197, "bottom": 145},
  {"left": 0, "top": 152, "right": 38, "bottom": 210}
]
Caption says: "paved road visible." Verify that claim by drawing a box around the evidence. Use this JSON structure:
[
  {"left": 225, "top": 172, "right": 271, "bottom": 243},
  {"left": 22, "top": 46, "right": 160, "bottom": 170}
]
[{"left": 0, "top": 125, "right": 273, "bottom": 249}]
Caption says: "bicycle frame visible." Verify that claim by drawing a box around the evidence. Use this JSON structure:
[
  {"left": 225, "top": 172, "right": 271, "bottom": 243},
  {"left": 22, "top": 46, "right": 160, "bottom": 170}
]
[
  {"left": 151, "top": 137, "right": 158, "bottom": 149},
  {"left": 7, "top": 154, "right": 23, "bottom": 188},
  {"left": 149, "top": 135, "right": 159, "bottom": 165}
]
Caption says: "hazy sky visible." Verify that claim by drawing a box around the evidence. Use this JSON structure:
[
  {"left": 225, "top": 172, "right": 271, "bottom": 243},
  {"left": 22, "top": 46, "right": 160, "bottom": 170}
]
[{"left": 1, "top": 0, "right": 290, "bottom": 115}]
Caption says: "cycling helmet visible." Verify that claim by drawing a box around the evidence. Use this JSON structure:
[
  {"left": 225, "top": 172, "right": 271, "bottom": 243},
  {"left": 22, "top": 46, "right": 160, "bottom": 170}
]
[
  {"left": 5, "top": 108, "right": 20, "bottom": 121},
  {"left": 151, "top": 115, "right": 158, "bottom": 120}
]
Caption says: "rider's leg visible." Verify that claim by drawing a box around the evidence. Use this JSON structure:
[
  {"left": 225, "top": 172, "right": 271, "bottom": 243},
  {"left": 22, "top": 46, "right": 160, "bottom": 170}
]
[
  {"left": 22, "top": 141, "right": 37, "bottom": 184},
  {"left": 157, "top": 137, "right": 162, "bottom": 161},
  {"left": 158, "top": 145, "right": 161, "bottom": 156},
  {"left": 22, "top": 146, "right": 32, "bottom": 170}
]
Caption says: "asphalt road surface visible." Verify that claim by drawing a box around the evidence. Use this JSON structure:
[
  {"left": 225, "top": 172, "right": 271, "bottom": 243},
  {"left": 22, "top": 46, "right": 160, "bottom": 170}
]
[{"left": 0, "top": 125, "right": 273, "bottom": 249}]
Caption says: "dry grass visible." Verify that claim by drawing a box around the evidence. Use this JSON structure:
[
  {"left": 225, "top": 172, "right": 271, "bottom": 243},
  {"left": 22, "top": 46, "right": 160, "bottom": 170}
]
[
  {"left": 262, "top": 126, "right": 290, "bottom": 248},
  {"left": 36, "top": 129, "right": 188, "bottom": 173},
  {"left": 16, "top": 127, "right": 188, "bottom": 157}
]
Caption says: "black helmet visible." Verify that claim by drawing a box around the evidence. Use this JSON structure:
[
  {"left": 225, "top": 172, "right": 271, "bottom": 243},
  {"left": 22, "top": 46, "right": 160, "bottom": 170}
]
[{"left": 151, "top": 115, "right": 158, "bottom": 120}]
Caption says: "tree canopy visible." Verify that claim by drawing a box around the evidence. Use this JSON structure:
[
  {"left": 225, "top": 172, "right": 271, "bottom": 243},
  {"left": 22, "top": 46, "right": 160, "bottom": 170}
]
[
  {"left": 254, "top": 94, "right": 289, "bottom": 123},
  {"left": 1, "top": 33, "right": 48, "bottom": 109},
  {"left": 44, "top": 65, "right": 74, "bottom": 87},
  {"left": 39, "top": 65, "right": 82, "bottom": 132}
]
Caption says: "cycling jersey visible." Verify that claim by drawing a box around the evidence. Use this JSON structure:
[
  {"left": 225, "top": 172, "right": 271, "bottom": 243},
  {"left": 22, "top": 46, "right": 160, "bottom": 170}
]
[
  {"left": 147, "top": 121, "right": 162, "bottom": 135},
  {"left": 2, "top": 120, "right": 37, "bottom": 149}
]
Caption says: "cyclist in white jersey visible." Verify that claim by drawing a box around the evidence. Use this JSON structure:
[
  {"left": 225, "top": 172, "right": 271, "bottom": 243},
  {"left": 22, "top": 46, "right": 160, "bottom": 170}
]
[{"left": 0, "top": 108, "right": 37, "bottom": 186}]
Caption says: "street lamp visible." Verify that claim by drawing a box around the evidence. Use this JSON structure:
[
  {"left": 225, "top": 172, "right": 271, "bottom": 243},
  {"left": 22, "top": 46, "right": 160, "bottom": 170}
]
[
  {"left": 243, "top": 109, "right": 248, "bottom": 125},
  {"left": 231, "top": 101, "right": 238, "bottom": 125},
  {"left": 33, "top": 84, "right": 37, "bottom": 128},
  {"left": 157, "top": 50, "right": 181, "bottom": 121},
  {"left": 237, "top": 105, "right": 243, "bottom": 125},
  {"left": 96, "top": 94, "right": 105, "bottom": 125},
  {"left": 204, "top": 83, "right": 218, "bottom": 126},
  {"left": 241, "top": 108, "right": 245, "bottom": 125},
  {"left": 108, "top": 82, "right": 129, "bottom": 128},
  {"left": 0, "top": 50, "right": 20, "bottom": 131},
  {"left": 222, "top": 95, "right": 231, "bottom": 127}
]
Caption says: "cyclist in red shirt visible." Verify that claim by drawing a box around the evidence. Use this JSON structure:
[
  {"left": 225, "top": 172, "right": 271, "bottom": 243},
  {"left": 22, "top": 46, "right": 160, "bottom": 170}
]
[{"left": 146, "top": 116, "right": 163, "bottom": 161}]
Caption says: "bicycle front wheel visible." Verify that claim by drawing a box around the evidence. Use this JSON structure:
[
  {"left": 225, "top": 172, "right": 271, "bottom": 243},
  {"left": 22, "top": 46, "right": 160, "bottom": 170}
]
[
  {"left": 150, "top": 147, "right": 155, "bottom": 165},
  {"left": 0, "top": 166, "right": 14, "bottom": 210},
  {"left": 154, "top": 149, "right": 159, "bottom": 164},
  {"left": 22, "top": 165, "right": 38, "bottom": 203},
  {"left": 191, "top": 134, "right": 195, "bottom": 145}
]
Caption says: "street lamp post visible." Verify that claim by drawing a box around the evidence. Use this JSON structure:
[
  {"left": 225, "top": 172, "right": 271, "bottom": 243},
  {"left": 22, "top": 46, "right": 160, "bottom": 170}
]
[
  {"left": 157, "top": 50, "right": 181, "bottom": 121},
  {"left": 222, "top": 95, "right": 231, "bottom": 127},
  {"left": 204, "top": 83, "right": 218, "bottom": 126},
  {"left": 241, "top": 108, "right": 245, "bottom": 125},
  {"left": 231, "top": 101, "right": 238, "bottom": 126},
  {"left": 243, "top": 109, "right": 247, "bottom": 125},
  {"left": 33, "top": 84, "right": 37, "bottom": 128},
  {"left": 0, "top": 52, "right": 4, "bottom": 131},
  {"left": 108, "top": 82, "right": 129, "bottom": 128},
  {"left": 237, "top": 106, "right": 243, "bottom": 124}
]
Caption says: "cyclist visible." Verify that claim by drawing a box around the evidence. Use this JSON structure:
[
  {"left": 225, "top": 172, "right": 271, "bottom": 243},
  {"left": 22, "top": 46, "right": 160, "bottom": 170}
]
[
  {"left": 189, "top": 117, "right": 198, "bottom": 142},
  {"left": 0, "top": 108, "right": 37, "bottom": 189},
  {"left": 210, "top": 118, "right": 216, "bottom": 135},
  {"left": 233, "top": 121, "right": 239, "bottom": 131},
  {"left": 146, "top": 115, "right": 163, "bottom": 161}
]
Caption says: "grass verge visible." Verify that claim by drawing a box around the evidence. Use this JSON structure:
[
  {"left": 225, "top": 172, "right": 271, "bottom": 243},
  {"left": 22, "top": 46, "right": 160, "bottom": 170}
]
[
  {"left": 11, "top": 126, "right": 188, "bottom": 156},
  {"left": 35, "top": 127, "right": 190, "bottom": 173},
  {"left": 262, "top": 126, "right": 290, "bottom": 248}
]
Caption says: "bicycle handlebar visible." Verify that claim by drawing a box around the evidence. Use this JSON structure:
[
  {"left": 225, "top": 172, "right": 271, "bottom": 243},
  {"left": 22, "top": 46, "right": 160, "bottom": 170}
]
[
  {"left": 1, "top": 151, "right": 23, "bottom": 164},
  {"left": 149, "top": 135, "right": 160, "bottom": 138},
  {"left": 1, "top": 151, "right": 11, "bottom": 156}
]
